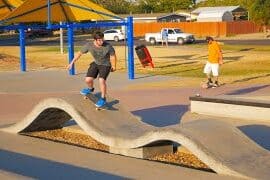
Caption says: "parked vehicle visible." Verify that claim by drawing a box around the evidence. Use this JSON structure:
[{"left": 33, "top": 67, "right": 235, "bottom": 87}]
[
  {"left": 145, "top": 28, "right": 195, "bottom": 45},
  {"left": 103, "top": 29, "right": 125, "bottom": 42},
  {"left": 26, "top": 28, "right": 53, "bottom": 38}
]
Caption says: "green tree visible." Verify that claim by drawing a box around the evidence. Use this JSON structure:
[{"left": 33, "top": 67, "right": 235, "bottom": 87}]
[
  {"left": 196, "top": 0, "right": 253, "bottom": 10},
  {"left": 92, "top": 0, "right": 131, "bottom": 14},
  {"left": 156, "top": 0, "right": 194, "bottom": 12},
  {"left": 130, "top": 0, "right": 194, "bottom": 13},
  {"left": 198, "top": 0, "right": 241, "bottom": 6},
  {"left": 137, "top": 0, "right": 158, "bottom": 13},
  {"left": 250, "top": 0, "right": 270, "bottom": 27}
]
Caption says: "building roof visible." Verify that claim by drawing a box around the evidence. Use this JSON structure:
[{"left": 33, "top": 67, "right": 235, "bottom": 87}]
[
  {"left": 192, "top": 6, "right": 245, "bottom": 14},
  {"left": 119, "top": 13, "right": 169, "bottom": 19},
  {"left": 198, "top": 11, "right": 232, "bottom": 18},
  {"left": 119, "top": 13, "right": 186, "bottom": 22},
  {"left": 157, "top": 13, "right": 188, "bottom": 19},
  {"left": 196, "top": 11, "right": 233, "bottom": 22}
]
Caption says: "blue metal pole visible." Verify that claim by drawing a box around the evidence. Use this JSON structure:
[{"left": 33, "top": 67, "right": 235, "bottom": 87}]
[
  {"left": 19, "top": 26, "right": 26, "bottom": 72},
  {"left": 127, "top": 16, "right": 134, "bottom": 80},
  {"left": 67, "top": 23, "right": 75, "bottom": 75}
]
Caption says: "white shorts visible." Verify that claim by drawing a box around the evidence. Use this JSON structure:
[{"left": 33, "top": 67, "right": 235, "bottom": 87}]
[{"left": 203, "top": 62, "right": 219, "bottom": 76}]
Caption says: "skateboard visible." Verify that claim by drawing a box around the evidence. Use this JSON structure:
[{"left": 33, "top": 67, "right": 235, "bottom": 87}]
[
  {"left": 200, "top": 82, "right": 224, "bottom": 89},
  {"left": 201, "top": 82, "right": 213, "bottom": 89},
  {"left": 81, "top": 93, "right": 107, "bottom": 111}
]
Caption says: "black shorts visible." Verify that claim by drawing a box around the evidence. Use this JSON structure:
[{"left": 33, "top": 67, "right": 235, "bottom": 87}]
[{"left": 86, "top": 62, "right": 111, "bottom": 80}]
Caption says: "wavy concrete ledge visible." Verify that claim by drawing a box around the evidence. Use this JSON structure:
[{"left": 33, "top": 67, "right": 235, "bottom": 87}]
[{"left": 1, "top": 94, "right": 270, "bottom": 179}]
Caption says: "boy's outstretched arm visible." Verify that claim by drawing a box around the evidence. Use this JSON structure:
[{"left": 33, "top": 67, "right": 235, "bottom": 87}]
[
  {"left": 218, "top": 49, "right": 223, "bottom": 65},
  {"left": 110, "top": 54, "right": 117, "bottom": 72},
  {"left": 67, "top": 51, "right": 83, "bottom": 70}
]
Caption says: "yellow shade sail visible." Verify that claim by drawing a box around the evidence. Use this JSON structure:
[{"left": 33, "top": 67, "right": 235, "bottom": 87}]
[
  {"left": 0, "top": 0, "right": 23, "bottom": 20},
  {"left": 2, "top": 0, "right": 120, "bottom": 23}
]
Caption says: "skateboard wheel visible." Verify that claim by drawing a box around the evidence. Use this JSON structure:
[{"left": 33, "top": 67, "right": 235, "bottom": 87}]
[
  {"left": 196, "top": 93, "right": 200, "bottom": 97},
  {"left": 201, "top": 83, "right": 209, "bottom": 89}
]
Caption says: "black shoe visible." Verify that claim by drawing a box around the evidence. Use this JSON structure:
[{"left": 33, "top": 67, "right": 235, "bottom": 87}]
[
  {"left": 207, "top": 78, "right": 213, "bottom": 86},
  {"left": 212, "top": 82, "right": 219, "bottom": 88},
  {"left": 207, "top": 81, "right": 213, "bottom": 86}
]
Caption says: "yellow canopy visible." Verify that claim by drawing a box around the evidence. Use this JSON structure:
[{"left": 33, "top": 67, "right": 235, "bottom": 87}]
[
  {"left": 2, "top": 0, "right": 120, "bottom": 23},
  {"left": 0, "top": 0, "right": 23, "bottom": 20}
]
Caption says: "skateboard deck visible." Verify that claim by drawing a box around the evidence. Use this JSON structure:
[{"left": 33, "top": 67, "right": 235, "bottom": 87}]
[
  {"left": 201, "top": 82, "right": 213, "bottom": 89},
  {"left": 81, "top": 93, "right": 107, "bottom": 111}
]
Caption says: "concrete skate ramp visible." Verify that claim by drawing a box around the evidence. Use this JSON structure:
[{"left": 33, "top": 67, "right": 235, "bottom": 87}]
[
  {"left": 1, "top": 94, "right": 270, "bottom": 179},
  {"left": 190, "top": 95, "right": 270, "bottom": 122}
]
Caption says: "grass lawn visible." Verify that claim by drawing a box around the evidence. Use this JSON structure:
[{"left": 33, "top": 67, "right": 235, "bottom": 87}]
[{"left": 0, "top": 40, "right": 269, "bottom": 87}]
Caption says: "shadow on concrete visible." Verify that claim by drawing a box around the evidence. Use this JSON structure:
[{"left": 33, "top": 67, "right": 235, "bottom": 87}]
[
  {"left": 238, "top": 125, "right": 270, "bottom": 151},
  {"left": 231, "top": 74, "right": 270, "bottom": 84},
  {"left": 64, "top": 120, "right": 77, "bottom": 127},
  {"left": 239, "top": 48, "right": 254, "bottom": 51},
  {"left": 158, "top": 61, "right": 197, "bottom": 68},
  {"left": 0, "top": 149, "right": 125, "bottom": 179},
  {"left": 134, "top": 74, "right": 155, "bottom": 79},
  {"left": 132, "top": 105, "right": 188, "bottom": 127},
  {"left": 226, "top": 85, "right": 270, "bottom": 95},
  {"left": 155, "top": 55, "right": 195, "bottom": 60},
  {"left": 223, "top": 56, "right": 243, "bottom": 61},
  {"left": 154, "top": 67, "right": 202, "bottom": 77}
]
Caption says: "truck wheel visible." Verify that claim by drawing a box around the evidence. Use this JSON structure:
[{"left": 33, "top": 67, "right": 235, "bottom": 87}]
[
  {"left": 114, "top": 36, "right": 119, "bottom": 42},
  {"left": 149, "top": 38, "right": 156, "bottom": 45},
  {"left": 177, "top": 38, "right": 184, "bottom": 45}
]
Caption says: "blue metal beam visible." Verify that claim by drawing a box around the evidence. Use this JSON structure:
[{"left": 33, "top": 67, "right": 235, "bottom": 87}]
[{"left": 0, "top": 21, "right": 127, "bottom": 30}]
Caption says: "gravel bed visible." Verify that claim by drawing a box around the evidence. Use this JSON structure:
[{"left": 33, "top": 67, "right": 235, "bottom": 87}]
[{"left": 24, "top": 129, "right": 212, "bottom": 172}]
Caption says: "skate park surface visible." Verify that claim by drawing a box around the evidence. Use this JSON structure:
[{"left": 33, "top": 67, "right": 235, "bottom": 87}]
[{"left": 0, "top": 70, "right": 270, "bottom": 179}]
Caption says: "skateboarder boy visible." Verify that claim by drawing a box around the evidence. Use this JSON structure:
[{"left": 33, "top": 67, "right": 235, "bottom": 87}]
[
  {"left": 67, "top": 31, "right": 117, "bottom": 108},
  {"left": 203, "top": 36, "right": 223, "bottom": 88}
]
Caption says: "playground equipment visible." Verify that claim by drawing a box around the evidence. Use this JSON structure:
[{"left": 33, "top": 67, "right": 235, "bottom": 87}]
[{"left": 0, "top": 0, "right": 135, "bottom": 79}]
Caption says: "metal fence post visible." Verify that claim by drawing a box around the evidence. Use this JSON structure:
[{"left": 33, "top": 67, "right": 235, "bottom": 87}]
[
  {"left": 67, "top": 23, "right": 75, "bottom": 75},
  {"left": 127, "top": 16, "right": 134, "bottom": 80},
  {"left": 19, "top": 25, "right": 26, "bottom": 72}
]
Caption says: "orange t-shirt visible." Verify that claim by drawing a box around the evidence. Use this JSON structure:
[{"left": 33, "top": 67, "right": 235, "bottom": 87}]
[{"left": 208, "top": 41, "right": 221, "bottom": 63}]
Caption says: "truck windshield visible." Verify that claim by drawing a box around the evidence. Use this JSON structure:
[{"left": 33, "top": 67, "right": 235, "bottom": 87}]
[{"left": 174, "top": 29, "right": 183, "bottom": 33}]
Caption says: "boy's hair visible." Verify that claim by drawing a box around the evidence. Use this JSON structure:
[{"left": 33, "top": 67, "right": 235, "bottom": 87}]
[
  {"left": 93, "top": 31, "right": 104, "bottom": 40},
  {"left": 205, "top": 36, "right": 214, "bottom": 42}
]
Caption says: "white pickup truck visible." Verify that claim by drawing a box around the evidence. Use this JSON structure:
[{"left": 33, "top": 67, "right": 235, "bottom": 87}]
[{"left": 145, "top": 28, "right": 195, "bottom": 45}]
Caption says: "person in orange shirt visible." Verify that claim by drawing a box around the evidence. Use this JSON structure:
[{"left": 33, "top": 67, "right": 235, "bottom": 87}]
[{"left": 203, "top": 36, "right": 223, "bottom": 87}]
